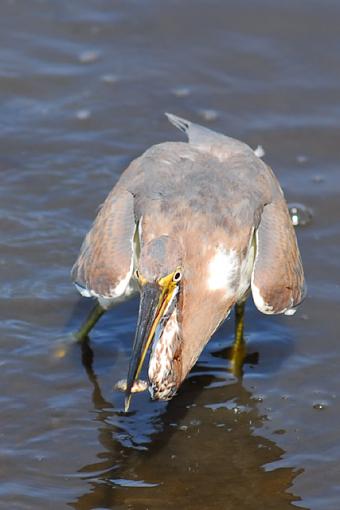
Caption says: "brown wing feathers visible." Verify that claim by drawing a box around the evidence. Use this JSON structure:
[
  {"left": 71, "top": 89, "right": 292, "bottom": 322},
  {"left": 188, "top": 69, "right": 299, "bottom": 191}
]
[
  {"left": 251, "top": 196, "right": 305, "bottom": 314},
  {"left": 71, "top": 188, "right": 136, "bottom": 298}
]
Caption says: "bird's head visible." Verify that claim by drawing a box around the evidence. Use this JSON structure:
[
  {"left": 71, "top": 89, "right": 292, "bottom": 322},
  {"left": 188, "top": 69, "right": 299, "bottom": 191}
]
[
  {"left": 125, "top": 234, "right": 237, "bottom": 411},
  {"left": 125, "top": 236, "right": 184, "bottom": 411}
]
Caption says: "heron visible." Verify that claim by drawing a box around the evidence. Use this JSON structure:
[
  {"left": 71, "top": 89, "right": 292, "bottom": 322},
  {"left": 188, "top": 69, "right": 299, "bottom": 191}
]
[{"left": 72, "top": 113, "right": 305, "bottom": 411}]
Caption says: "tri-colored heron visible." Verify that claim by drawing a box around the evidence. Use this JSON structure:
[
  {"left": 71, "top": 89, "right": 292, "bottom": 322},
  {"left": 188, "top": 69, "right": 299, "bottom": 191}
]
[{"left": 72, "top": 113, "right": 305, "bottom": 411}]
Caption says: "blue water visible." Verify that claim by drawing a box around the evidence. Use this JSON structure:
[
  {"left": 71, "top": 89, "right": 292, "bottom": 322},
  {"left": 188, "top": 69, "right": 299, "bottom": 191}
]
[{"left": 1, "top": 1, "right": 340, "bottom": 509}]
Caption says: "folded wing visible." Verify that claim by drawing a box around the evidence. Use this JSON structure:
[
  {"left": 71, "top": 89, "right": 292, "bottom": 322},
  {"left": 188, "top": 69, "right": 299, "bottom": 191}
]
[
  {"left": 251, "top": 195, "right": 305, "bottom": 315},
  {"left": 71, "top": 187, "right": 136, "bottom": 300}
]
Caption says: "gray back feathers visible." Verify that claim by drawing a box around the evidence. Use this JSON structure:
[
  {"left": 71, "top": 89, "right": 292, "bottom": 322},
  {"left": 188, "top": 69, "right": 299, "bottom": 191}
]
[{"left": 72, "top": 113, "right": 304, "bottom": 315}]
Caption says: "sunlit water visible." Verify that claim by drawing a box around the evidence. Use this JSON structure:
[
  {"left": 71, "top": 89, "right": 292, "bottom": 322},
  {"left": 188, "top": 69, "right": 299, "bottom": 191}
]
[{"left": 1, "top": 1, "right": 340, "bottom": 509}]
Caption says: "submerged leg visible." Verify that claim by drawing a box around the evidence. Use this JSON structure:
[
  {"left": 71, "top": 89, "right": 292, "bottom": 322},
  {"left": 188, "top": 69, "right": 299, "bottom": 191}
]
[
  {"left": 74, "top": 302, "right": 105, "bottom": 342},
  {"left": 229, "top": 301, "right": 247, "bottom": 377}
]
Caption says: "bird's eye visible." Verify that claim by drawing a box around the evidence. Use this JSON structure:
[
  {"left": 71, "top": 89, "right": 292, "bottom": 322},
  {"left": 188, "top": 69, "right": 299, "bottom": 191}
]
[
  {"left": 135, "top": 269, "right": 140, "bottom": 279},
  {"left": 173, "top": 270, "right": 182, "bottom": 282}
]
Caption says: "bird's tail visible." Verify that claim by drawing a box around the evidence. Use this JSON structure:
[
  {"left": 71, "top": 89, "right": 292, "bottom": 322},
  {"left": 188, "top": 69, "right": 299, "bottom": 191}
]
[
  {"left": 165, "top": 112, "right": 255, "bottom": 157},
  {"left": 165, "top": 112, "right": 216, "bottom": 146},
  {"left": 165, "top": 111, "right": 225, "bottom": 148},
  {"left": 165, "top": 112, "right": 190, "bottom": 135}
]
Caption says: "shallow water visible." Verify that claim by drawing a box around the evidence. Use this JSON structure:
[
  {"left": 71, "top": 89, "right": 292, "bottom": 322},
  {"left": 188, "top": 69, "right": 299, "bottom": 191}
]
[{"left": 1, "top": 1, "right": 340, "bottom": 509}]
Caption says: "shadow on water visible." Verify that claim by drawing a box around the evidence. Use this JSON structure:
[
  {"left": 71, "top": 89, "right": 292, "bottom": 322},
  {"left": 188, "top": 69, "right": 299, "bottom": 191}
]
[{"left": 69, "top": 337, "right": 306, "bottom": 510}]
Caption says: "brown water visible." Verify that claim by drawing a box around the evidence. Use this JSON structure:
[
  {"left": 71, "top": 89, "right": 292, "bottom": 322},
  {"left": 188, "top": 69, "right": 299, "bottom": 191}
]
[{"left": 1, "top": 1, "right": 340, "bottom": 509}]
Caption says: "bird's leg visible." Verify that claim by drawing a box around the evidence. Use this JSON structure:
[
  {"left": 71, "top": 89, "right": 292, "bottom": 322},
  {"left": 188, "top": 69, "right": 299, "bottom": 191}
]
[
  {"left": 234, "top": 301, "right": 245, "bottom": 345},
  {"left": 229, "top": 301, "right": 247, "bottom": 377},
  {"left": 74, "top": 302, "right": 105, "bottom": 342}
]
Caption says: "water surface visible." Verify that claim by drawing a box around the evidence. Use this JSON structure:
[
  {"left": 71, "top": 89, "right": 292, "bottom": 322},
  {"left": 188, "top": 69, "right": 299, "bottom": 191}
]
[{"left": 1, "top": 1, "right": 340, "bottom": 509}]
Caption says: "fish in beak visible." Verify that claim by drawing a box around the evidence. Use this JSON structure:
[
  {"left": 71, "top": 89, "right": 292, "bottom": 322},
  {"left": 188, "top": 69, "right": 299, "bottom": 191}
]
[{"left": 125, "top": 273, "right": 179, "bottom": 412}]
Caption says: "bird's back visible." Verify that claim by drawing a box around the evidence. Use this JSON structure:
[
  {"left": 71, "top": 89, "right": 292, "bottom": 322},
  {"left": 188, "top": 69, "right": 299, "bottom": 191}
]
[
  {"left": 72, "top": 114, "right": 304, "bottom": 317},
  {"left": 117, "top": 137, "right": 277, "bottom": 241}
]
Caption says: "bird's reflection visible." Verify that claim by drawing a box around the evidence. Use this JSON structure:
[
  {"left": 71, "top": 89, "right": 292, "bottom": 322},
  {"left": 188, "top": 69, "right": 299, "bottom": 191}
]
[{"left": 69, "top": 337, "right": 306, "bottom": 510}]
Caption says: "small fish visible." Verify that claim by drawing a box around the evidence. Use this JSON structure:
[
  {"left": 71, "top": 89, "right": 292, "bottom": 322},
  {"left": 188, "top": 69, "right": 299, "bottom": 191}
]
[{"left": 114, "top": 378, "right": 148, "bottom": 393}]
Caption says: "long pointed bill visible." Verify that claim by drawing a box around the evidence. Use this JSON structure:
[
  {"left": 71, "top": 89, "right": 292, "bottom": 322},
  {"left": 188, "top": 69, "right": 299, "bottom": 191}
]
[{"left": 125, "top": 281, "right": 176, "bottom": 412}]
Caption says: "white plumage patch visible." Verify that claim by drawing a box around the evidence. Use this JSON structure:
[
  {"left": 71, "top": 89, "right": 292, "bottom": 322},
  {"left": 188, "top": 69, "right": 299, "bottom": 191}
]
[
  {"left": 207, "top": 247, "right": 239, "bottom": 297},
  {"left": 251, "top": 229, "right": 275, "bottom": 315},
  {"left": 251, "top": 282, "right": 274, "bottom": 314},
  {"left": 74, "top": 282, "right": 92, "bottom": 297},
  {"left": 254, "top": 145, "right": 265, "bottom": 158},
  {"left": 98, "top": 259, "right": 137, "bottom": 308},
  {"left": 110, "top": 259, "right": 134, "bottom": 298},
  {"left": 252, "top": 282, "right": 297, "bottom": 315}
]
